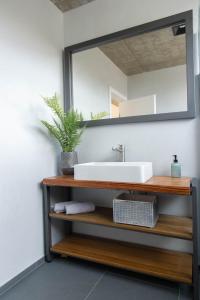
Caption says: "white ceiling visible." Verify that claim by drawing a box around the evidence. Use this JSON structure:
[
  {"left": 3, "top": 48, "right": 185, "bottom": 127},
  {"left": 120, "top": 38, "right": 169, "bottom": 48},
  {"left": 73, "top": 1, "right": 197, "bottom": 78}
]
[{"left": 50, "top": 0, "right": 95, "bottom": 12}]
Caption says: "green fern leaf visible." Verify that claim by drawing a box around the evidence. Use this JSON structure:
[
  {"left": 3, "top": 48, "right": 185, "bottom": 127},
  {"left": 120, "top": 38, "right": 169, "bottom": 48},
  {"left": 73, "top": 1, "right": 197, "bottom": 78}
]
[{"left": 41, "top": 94, "right": 85, "bottom": 152}]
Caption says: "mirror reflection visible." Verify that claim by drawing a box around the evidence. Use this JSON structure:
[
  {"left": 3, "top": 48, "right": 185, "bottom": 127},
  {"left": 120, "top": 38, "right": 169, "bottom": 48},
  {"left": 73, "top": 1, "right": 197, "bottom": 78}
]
[{"left": 72, "top": 24, "right": 187, "bottom": 121}]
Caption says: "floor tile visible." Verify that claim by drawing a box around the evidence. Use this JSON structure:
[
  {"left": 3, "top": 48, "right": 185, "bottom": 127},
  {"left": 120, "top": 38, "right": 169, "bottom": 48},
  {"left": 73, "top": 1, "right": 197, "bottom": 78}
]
[
  {"left": 0, "top": 258, "right": 105, "bottom": 300},
  {"left": 86, "top": 271, "right": 178, "bottom": 300}
]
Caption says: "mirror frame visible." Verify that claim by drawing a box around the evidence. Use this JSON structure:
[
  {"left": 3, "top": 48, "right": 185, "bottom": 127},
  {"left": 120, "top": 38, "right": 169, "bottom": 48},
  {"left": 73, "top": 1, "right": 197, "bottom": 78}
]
[{"left": 64, "top": 10, "right": 195, "bottom": 127}]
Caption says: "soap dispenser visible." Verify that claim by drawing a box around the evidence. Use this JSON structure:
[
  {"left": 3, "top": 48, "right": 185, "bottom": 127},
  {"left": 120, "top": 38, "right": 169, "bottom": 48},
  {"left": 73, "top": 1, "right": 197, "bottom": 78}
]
[{"left": 171, "top": 155, "right": 181, "bottom": 178}]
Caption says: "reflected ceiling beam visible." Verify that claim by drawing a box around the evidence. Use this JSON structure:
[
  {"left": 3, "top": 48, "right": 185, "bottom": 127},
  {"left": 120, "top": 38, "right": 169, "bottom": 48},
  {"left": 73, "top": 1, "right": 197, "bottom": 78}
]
[{"left": 99, "top": 27, "right": 186, "bottom": 76}]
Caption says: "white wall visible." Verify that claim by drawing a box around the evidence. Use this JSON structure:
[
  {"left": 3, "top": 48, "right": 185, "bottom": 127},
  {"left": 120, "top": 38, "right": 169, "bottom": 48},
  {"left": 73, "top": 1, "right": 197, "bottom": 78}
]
[
  {"left": 73, "top": 48, "right": 127, "bottom": 120},
  {"left": 64, "top": 0, "right": 199, "bottom": 252},
  {"left": 64, "top": 0, "right": 199, "bottom": 45},
  {"left": 0, "top": 0, "right": 63, "bottom": 287},
  {"left": 128, "top": 65, "right": 187, "bottom": 113}
]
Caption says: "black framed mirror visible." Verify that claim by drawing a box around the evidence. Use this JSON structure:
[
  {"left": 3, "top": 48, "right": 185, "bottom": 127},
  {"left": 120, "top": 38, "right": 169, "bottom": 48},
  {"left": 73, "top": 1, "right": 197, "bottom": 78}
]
[{"left": 64, "top": 10, "right": 195, "bottom": 127}]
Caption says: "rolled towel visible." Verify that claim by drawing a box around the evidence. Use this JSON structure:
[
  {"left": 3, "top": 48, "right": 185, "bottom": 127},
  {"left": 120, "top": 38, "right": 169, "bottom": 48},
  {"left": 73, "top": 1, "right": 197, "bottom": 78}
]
[
  {"left": 54, "top": 201, "right": 77, "bottom": 213},
  {"left": 65, "top": 202, "right": 95, "bottom": 215}
]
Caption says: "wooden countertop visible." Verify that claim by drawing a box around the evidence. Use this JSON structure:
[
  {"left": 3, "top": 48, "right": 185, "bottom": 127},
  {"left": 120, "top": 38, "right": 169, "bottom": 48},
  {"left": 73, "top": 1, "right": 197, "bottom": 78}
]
[{"left": 42, "top": 175, "right": 191, "bottom": 195}]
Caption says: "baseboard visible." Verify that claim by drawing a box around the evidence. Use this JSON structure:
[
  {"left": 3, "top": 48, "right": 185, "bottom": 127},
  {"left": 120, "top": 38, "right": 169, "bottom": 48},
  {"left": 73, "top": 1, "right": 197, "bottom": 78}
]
[{"left": 0, "top": 257, "right": 45, "bottom": 296}]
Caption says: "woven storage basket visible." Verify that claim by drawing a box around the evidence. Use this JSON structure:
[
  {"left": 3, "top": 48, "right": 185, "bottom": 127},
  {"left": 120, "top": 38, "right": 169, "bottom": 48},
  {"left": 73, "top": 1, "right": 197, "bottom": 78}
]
[{"left": 113, "top": 193, "right": 158, "bottom": 228}]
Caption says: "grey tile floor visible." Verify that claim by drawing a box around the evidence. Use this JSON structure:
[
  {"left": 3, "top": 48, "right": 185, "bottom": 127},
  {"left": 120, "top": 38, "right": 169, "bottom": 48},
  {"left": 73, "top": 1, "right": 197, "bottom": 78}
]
[{"left": 0, "top": 258, "right": 192, "bottom": 300}]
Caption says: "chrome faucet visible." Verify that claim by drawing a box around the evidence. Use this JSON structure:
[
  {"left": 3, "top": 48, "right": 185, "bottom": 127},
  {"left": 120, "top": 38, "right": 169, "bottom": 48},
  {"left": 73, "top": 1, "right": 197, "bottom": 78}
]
[{"left": 112, "top": 144, "right": 125, "bottom": 162}]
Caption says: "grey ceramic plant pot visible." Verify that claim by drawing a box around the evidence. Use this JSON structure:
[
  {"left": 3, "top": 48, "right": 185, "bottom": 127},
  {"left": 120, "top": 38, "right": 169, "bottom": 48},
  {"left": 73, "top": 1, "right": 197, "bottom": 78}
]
[{"left": 61, "top": 151, "right": 78, "bottom": 175}]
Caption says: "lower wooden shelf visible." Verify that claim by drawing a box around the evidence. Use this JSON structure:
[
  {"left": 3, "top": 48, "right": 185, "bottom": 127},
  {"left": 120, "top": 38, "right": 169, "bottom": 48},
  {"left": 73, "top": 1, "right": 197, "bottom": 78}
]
[{"left": 51, "top": 234, "right": 192, "bottom": 285}]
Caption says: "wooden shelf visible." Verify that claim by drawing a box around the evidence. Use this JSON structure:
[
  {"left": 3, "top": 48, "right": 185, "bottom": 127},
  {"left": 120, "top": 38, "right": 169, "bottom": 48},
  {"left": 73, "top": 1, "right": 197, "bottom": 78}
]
[
  {"left": 49, "top": 207, "right": 192, "bottom": 240},
  {"left": 51, "top": 234, "right": 192, "bottom": 284},
  {"left": 43, "top": 175, "right": 191, "bottom": 195}
]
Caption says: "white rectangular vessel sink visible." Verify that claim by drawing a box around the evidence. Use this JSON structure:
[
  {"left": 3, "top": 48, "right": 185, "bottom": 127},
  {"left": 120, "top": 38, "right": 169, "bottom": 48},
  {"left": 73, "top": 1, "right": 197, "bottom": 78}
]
[{"left": 74, "top": 162, "right": 153, "bottom": 183}]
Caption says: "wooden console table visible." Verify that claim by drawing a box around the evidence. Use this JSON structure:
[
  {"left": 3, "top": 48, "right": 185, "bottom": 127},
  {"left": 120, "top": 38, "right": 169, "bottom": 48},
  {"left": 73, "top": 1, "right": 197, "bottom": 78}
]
[{"left": 42, "top": 176, "right": 199, "bottom": 300}]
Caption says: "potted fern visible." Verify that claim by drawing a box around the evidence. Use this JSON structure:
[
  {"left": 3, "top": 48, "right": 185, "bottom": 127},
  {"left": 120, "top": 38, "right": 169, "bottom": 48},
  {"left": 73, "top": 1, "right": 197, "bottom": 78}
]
[{"left": 41, "top": 94, "right": 85, "bottom": 175}]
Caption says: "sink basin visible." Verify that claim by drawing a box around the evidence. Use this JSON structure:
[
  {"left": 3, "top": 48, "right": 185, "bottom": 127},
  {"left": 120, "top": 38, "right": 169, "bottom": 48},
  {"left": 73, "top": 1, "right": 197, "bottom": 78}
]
[{"left": 74, "top": 162, "right": 153, "bottom": 183}]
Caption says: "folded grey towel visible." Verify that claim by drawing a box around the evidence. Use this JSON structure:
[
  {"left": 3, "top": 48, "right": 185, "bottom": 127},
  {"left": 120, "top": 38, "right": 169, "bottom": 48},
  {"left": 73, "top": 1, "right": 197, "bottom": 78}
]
[
  {"left": 65, "top": 202, "right": 95, "bottom": 215},
  {"left": 54, "top": 201, "right": 77, "bottom": 213}
]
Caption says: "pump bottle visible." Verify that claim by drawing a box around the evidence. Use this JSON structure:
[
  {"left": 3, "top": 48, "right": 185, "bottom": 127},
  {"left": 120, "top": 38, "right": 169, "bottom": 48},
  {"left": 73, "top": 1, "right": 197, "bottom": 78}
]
[{"left": 171, "top": 155, "right": 181, "bottom": 178}]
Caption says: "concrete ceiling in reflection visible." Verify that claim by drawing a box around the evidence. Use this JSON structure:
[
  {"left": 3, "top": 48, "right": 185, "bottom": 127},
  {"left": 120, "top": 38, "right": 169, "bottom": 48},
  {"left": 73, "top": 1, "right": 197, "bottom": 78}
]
[
  {"left": 99, "top": 27, "right": 186, "bottom": 76},
  {"left": 50, "top": 0, "right": 95, "bottom": 12}
]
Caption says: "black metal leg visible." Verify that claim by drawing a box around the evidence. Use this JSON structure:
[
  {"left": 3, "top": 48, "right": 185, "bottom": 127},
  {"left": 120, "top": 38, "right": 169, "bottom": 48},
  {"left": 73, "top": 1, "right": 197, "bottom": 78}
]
[
  {"left": 192, "top": 183, "right": 200, "bottom": 300},
  {"left": 43, "top": 185, "right": 52, "bottom": 262},
  {"left": 66, "top": 187, "right": 72, "bottom": 235}
]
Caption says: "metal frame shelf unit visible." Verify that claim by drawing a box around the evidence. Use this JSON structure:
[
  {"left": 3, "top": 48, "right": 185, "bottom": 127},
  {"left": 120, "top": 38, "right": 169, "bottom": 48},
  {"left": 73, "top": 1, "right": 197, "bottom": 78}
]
[{"left": 42, "top": 175, "right": 200, "bottom": 300}]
